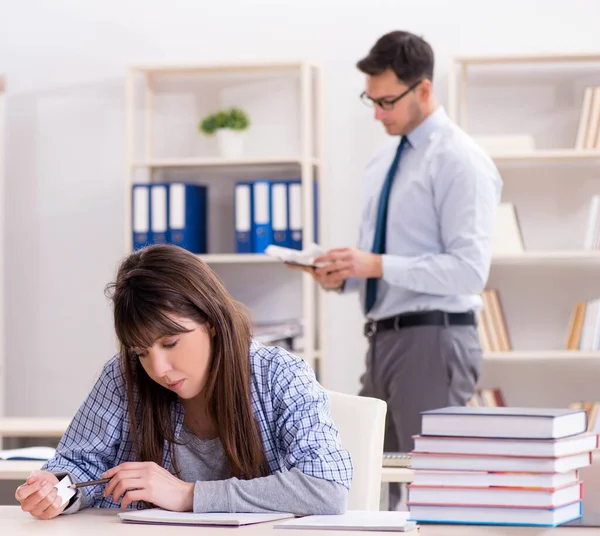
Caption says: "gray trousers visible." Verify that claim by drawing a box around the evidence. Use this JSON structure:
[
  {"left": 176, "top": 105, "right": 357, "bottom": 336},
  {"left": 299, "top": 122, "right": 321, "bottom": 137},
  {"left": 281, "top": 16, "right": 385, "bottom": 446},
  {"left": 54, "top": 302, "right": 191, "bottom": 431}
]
[{"left": 359, "top": 323, "right": 483, "bottom": 508}]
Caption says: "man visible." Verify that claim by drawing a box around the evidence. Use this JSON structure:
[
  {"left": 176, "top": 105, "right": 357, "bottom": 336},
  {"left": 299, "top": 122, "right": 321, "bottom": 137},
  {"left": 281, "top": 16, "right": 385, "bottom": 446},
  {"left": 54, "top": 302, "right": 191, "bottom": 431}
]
[{"left": 302, "top": 31, "right": 502, "bottom": 508}]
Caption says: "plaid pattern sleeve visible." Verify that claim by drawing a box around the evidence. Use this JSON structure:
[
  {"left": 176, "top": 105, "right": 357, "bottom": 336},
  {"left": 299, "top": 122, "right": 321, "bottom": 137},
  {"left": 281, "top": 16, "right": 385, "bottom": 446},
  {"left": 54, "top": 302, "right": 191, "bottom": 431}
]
[
  {"left": 268, "top": 350, "right": 354, "bottom": 490},
  {"left": 42, "top": 356, "right": 132, "bottom": 509}
]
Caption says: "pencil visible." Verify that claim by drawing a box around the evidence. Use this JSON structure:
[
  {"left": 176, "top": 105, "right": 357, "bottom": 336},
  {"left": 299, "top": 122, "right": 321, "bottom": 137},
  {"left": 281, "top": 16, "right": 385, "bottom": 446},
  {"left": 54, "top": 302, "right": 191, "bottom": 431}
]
[{"left": 68, "top": 477, "right": 111, "bottom": 489}]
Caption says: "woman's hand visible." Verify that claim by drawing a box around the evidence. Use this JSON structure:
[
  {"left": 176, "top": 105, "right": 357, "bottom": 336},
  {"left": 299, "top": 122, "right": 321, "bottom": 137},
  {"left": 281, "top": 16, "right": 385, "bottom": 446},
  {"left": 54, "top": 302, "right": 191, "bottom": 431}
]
[
  {"left": 102, "top": 462, "right": 194, "bottom": 511},
  {"left": 15, "top": 471, "right": 67, "bottom": 520}
]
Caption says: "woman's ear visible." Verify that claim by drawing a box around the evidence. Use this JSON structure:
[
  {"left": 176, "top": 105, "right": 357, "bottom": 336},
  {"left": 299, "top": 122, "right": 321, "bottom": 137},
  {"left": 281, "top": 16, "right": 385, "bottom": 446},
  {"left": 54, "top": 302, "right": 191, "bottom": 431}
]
[{"left": 209, "top": 325, "right": 216, "bottom": 338}]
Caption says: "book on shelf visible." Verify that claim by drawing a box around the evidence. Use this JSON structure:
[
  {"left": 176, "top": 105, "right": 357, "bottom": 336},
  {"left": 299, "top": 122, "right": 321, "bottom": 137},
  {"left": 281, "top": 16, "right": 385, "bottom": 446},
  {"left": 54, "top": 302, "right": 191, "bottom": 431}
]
[
  {"left": 252, "top": 319, "right": 303, "bottom": 351},
  {"left": 575, "top": 86, "right": 600, "bottom": 150},
  {"left": 478, "top": 289, "right": 511, "bottom": 352},
  {"left": 568, "top": 401, "right": 600, "bottom": 433},
  {"left": 492, "top": 202, "right": 524, "bottom": 256},
  {"left": 467, "top": 388, "right": 505, "bottom": 408},
  {"left": 565, "top": 299, "right": 600, "bottom": 350},
  {"left": 583, "top": 195, "right": 600, "bottom": 250}
]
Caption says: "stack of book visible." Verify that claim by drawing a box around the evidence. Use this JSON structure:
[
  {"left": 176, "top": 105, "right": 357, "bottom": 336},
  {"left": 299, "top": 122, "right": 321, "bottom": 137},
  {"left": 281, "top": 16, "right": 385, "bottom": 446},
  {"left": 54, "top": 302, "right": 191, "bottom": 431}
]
[{"left": 407, "top": 406, "right": 596, "bottom": 527}]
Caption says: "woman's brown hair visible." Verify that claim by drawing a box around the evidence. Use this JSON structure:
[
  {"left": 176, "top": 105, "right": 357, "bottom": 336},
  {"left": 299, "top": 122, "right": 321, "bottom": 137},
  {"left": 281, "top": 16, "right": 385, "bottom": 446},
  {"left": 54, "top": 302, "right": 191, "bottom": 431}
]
[{"left": 105, "top": 244, "right": 269, "bottom": 480}]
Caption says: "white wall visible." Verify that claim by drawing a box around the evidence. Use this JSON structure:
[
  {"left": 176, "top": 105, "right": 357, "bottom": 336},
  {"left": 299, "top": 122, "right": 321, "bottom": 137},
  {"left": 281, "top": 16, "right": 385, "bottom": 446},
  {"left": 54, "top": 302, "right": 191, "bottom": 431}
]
[{"left": 0, "top": 0, "right": 599, "bottom": 416}]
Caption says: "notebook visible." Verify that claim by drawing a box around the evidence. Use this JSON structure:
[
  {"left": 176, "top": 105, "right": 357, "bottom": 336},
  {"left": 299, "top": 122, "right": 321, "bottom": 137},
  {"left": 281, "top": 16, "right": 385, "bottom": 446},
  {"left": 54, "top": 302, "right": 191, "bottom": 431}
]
[
  {"left": 117, "top": 508, "right": 294, "bottom": 526},
  {"left": 0, "top": 446, "right": 56, "bottom": 460},
  {"left": 264, "top": 243, "right": 327, "bottom": 268},
  {"left": 274, "top": 510, "right": 418, "bottom": 532}
]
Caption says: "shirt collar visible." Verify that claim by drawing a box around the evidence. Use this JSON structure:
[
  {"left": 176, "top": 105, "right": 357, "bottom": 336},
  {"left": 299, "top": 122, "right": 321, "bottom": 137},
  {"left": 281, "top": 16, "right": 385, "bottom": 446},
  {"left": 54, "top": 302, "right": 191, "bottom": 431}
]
[{"left": 405, "top": 106, "right": 448, "bottom": 149}]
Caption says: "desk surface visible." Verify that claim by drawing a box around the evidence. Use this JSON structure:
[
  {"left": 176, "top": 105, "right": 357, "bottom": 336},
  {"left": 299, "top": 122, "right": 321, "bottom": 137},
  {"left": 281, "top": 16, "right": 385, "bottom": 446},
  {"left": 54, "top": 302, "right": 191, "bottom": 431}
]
[
  {"left": 0, "top": 418, "right": 71, "bottom": 437},
  {"left": 0, "top": 506, "right": 597, "bottom": 535}
]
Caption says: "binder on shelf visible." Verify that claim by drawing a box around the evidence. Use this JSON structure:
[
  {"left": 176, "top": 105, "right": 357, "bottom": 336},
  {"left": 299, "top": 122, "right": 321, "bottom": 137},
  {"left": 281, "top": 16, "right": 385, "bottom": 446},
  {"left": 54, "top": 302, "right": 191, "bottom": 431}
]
[
  {"left": 150, "top": 183, "right": 169, "bottom": 245},
  {"left": 271, "top": 181, "right": 289, "bottom": 248},
  {"left": 132, "top": 184, "right": 151, "bottom": 251},
  {"left": 168, "top": 182, "right": 208, "bottom": 254},
  {"left": 252, "top": 179, "right": 273, "bottom": 253},
  {"left": 235, "top": 182, "right": 253, "bottom": 253},
  {"left": 288, "top": 180, "right": 302, "bottom": 250}
]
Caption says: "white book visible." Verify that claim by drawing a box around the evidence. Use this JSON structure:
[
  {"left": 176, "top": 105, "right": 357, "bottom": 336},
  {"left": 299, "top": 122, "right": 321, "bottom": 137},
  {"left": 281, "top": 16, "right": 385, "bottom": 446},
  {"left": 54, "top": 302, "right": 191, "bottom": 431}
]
[
  {"left": 411, "top": 469, "right": 579, "bottom": 490},
  {"left": 420, "top": 406, "right": 587, "bottom": 440},
  {"left": 264, "top": 243, "right": 327, "bottom": 267},
  {"left": 410, "top": 451, "right": 591, "bottom": 473},
  {"left": 408, "top": 481, "right": 582, "bottom": 508},
  {"left": 274, "top": 510, "right": 417, "bottom": 532},
  {"left": 0, "top": 446, "right": 55, "bottom": 460},
  {"left": 409, "top": 501, "right": 581, "bottom": 527},
  {"left": 492, "top": 203, "right": 524, "bottom": 255},
  {"left": 117, "top": 508, "right": 294, "bottom": 526},
  {"left": 412, "top": 432, "right": 598, "bottom": 458}
]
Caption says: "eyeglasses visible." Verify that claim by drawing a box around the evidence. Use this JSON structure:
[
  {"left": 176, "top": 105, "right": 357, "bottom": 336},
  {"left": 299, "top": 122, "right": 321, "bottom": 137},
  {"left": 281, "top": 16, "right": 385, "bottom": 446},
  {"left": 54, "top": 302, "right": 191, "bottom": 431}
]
[{"left": 360, "top": 79, "right": 423, "bottom": 111}]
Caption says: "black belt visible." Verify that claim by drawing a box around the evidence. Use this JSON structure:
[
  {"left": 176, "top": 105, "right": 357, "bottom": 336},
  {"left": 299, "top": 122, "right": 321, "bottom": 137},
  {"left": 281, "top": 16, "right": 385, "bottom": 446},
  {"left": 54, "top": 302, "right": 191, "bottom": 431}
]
[{"left": 364, "top": 310, "right": 476, "bottom": 338}]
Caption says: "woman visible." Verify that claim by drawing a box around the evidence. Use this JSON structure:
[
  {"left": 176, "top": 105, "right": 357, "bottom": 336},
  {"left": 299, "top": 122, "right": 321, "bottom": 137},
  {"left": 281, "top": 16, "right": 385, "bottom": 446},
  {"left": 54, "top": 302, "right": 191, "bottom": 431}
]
[{"left": 15, "top": 244, "right": 353, "bottom": 520}]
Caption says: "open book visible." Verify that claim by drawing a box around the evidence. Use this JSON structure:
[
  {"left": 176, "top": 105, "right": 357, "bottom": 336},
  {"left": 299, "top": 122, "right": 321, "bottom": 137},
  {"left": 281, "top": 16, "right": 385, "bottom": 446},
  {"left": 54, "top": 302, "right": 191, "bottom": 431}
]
[
  {"left": 117, "top": 508, "right": 294, "bottom": 526},
  {"left": 264, "top": 243, "right": 327, "bottom": 268}
]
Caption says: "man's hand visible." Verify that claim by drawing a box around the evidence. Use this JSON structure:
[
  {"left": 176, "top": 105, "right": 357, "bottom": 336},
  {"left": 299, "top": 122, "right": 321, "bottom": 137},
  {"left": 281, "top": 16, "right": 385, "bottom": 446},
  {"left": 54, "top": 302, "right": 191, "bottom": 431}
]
[
  {"left": 284, "top": 261, "right": 345, "bottom": 290},
  {"left": 313, "top": 248, "right": 382, "bottom": 280},
  {"left": 102, "top": 462, "right": 194, "bottom": 511}
]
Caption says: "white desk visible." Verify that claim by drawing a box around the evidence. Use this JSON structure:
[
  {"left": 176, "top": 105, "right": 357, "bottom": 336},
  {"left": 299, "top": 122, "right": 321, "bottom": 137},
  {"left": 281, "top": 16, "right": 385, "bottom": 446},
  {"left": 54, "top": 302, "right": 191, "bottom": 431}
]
[
  {"left": 0, "top": 506, "right": 596, "bottom": 535},
  {"left": 0, "top": 417, "right": 70, "bottom": 438}
]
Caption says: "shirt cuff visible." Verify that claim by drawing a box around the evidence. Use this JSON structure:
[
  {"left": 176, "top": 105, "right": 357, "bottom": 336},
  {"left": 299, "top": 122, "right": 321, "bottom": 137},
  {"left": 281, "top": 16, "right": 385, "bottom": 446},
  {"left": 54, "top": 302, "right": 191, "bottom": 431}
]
[
  {"left": 381, "top": 254, "right": 412, "bottom": 288},
  {"left": 193, "top": 480, "right": 231, "bottom": 513},
  {"left": 340, "top": 277, "right": 360, "bottom": 293}
]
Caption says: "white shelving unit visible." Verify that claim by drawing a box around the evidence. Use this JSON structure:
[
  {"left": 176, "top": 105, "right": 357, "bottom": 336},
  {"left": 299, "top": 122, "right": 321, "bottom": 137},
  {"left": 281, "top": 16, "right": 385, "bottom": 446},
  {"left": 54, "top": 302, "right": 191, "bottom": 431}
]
[
  {"left": 449, "top": 53, "right": 600, "bottom": 408},
  {"left": 124, "top": 62, "right": 325, "bottom": 377},
  {"left": 0, "top": 76, "right": 5, "bottom": 445}
]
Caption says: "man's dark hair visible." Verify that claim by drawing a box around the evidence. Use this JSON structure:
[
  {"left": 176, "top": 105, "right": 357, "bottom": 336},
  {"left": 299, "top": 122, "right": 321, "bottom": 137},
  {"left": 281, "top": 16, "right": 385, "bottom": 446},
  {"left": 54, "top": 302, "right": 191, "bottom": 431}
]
[{"left": 357, "top": 31, "right": 434, "bottom": 85}]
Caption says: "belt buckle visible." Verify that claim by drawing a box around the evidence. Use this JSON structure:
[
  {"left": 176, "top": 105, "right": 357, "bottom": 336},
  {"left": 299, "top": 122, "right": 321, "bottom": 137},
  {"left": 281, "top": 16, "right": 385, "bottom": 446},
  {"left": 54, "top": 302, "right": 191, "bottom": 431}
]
[{"left": 365, "top": 320, "right": 377, "bottom": 338}]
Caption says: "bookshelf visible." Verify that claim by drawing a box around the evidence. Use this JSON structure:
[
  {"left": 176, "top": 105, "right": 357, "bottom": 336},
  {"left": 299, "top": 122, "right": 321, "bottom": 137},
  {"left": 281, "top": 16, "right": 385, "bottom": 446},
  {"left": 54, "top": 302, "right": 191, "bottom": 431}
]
[
  {"left": 0, "top": 76, "right": 5, "bottom": 446},
  {"left": 449, "top": 53, "right": 600, "bottom": 408},
  {"left": 124, "top": 62, "right": 325, "bottom": 377}
]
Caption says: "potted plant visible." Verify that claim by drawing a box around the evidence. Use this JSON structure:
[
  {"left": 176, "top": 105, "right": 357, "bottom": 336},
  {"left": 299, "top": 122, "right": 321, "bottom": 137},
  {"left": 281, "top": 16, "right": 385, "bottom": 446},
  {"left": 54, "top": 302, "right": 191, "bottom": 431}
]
[{"left": 198, "top": 107, "right": 250, "bottom": 158}]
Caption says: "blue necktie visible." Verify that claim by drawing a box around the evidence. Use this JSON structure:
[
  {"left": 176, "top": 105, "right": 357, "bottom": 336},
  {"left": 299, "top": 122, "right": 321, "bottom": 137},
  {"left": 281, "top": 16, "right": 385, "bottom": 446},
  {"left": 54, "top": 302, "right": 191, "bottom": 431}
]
[{"left": 364, "top": 136, "right": 407, "bottom": 315}]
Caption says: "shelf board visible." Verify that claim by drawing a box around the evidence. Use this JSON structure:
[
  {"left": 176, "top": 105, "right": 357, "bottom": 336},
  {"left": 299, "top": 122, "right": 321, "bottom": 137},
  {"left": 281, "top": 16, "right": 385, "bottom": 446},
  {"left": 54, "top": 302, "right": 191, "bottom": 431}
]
[
  {"left": 197, "top": 254, "right": 280, "bottom": 264},
  {"left": 456, "top": 52, "right": 600, "bottom": 65},
  {"left": 132, "top": 157, "right": 319, "bottom": 168},
  {"left": 130, "top": 61, "right": 315, "bottom": 75},
  {"left": 490, "top": 149, "right": 600, "bottom": 162},
  {"left": 484, "top": 351, "right": 600, "bottom": 361},
  {"left": 492, "top": 250, "right": 600, "bottom": 265}
]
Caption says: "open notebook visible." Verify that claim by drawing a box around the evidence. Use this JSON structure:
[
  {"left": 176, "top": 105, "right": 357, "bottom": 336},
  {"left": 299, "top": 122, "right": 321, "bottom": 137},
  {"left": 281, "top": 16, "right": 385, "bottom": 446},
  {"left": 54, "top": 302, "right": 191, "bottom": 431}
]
[
  {"left": 274, "top": 511, "right": 418, "bottom": 532},
  {"left": 117, "top": 509, "right": 294, "bottom": 526}
]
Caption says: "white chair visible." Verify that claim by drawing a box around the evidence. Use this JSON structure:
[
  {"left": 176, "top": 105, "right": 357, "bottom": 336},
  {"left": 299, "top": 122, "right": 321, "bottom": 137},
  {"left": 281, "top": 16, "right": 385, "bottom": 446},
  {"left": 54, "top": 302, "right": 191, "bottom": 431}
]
[{"left": 327, "top": 390, "right": 387, "bottom": 510}]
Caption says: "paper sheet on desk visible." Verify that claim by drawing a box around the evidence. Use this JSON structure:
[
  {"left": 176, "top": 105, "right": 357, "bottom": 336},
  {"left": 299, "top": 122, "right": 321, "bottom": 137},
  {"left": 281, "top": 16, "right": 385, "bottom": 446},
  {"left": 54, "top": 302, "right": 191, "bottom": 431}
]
[
  {"left": 265, "top": 243, "right": 328, "bottom": 268},
  {"left": 274, "top": 510, "right": 418, "bottom": 531}
]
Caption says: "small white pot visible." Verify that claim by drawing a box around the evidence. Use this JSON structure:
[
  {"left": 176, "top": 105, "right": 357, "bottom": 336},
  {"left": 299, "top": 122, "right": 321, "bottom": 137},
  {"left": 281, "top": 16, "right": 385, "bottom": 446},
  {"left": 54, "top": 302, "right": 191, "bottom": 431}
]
[{"left": 216, "top": 129, "right": 246, "bottom": 159}]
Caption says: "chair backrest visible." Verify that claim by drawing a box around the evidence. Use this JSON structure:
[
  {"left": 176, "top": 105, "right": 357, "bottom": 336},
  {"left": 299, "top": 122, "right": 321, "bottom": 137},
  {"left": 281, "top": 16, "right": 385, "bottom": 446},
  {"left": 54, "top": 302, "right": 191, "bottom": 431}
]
[{"left": 327, "top": 390, "right": 387, "bottom": 510}]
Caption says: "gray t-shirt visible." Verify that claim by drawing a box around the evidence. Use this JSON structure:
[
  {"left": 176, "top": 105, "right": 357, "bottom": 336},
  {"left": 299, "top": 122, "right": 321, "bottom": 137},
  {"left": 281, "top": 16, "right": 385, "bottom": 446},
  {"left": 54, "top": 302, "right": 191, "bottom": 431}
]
[{"left": 175, "top": 425, "right": 347, "bottom": 514}]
